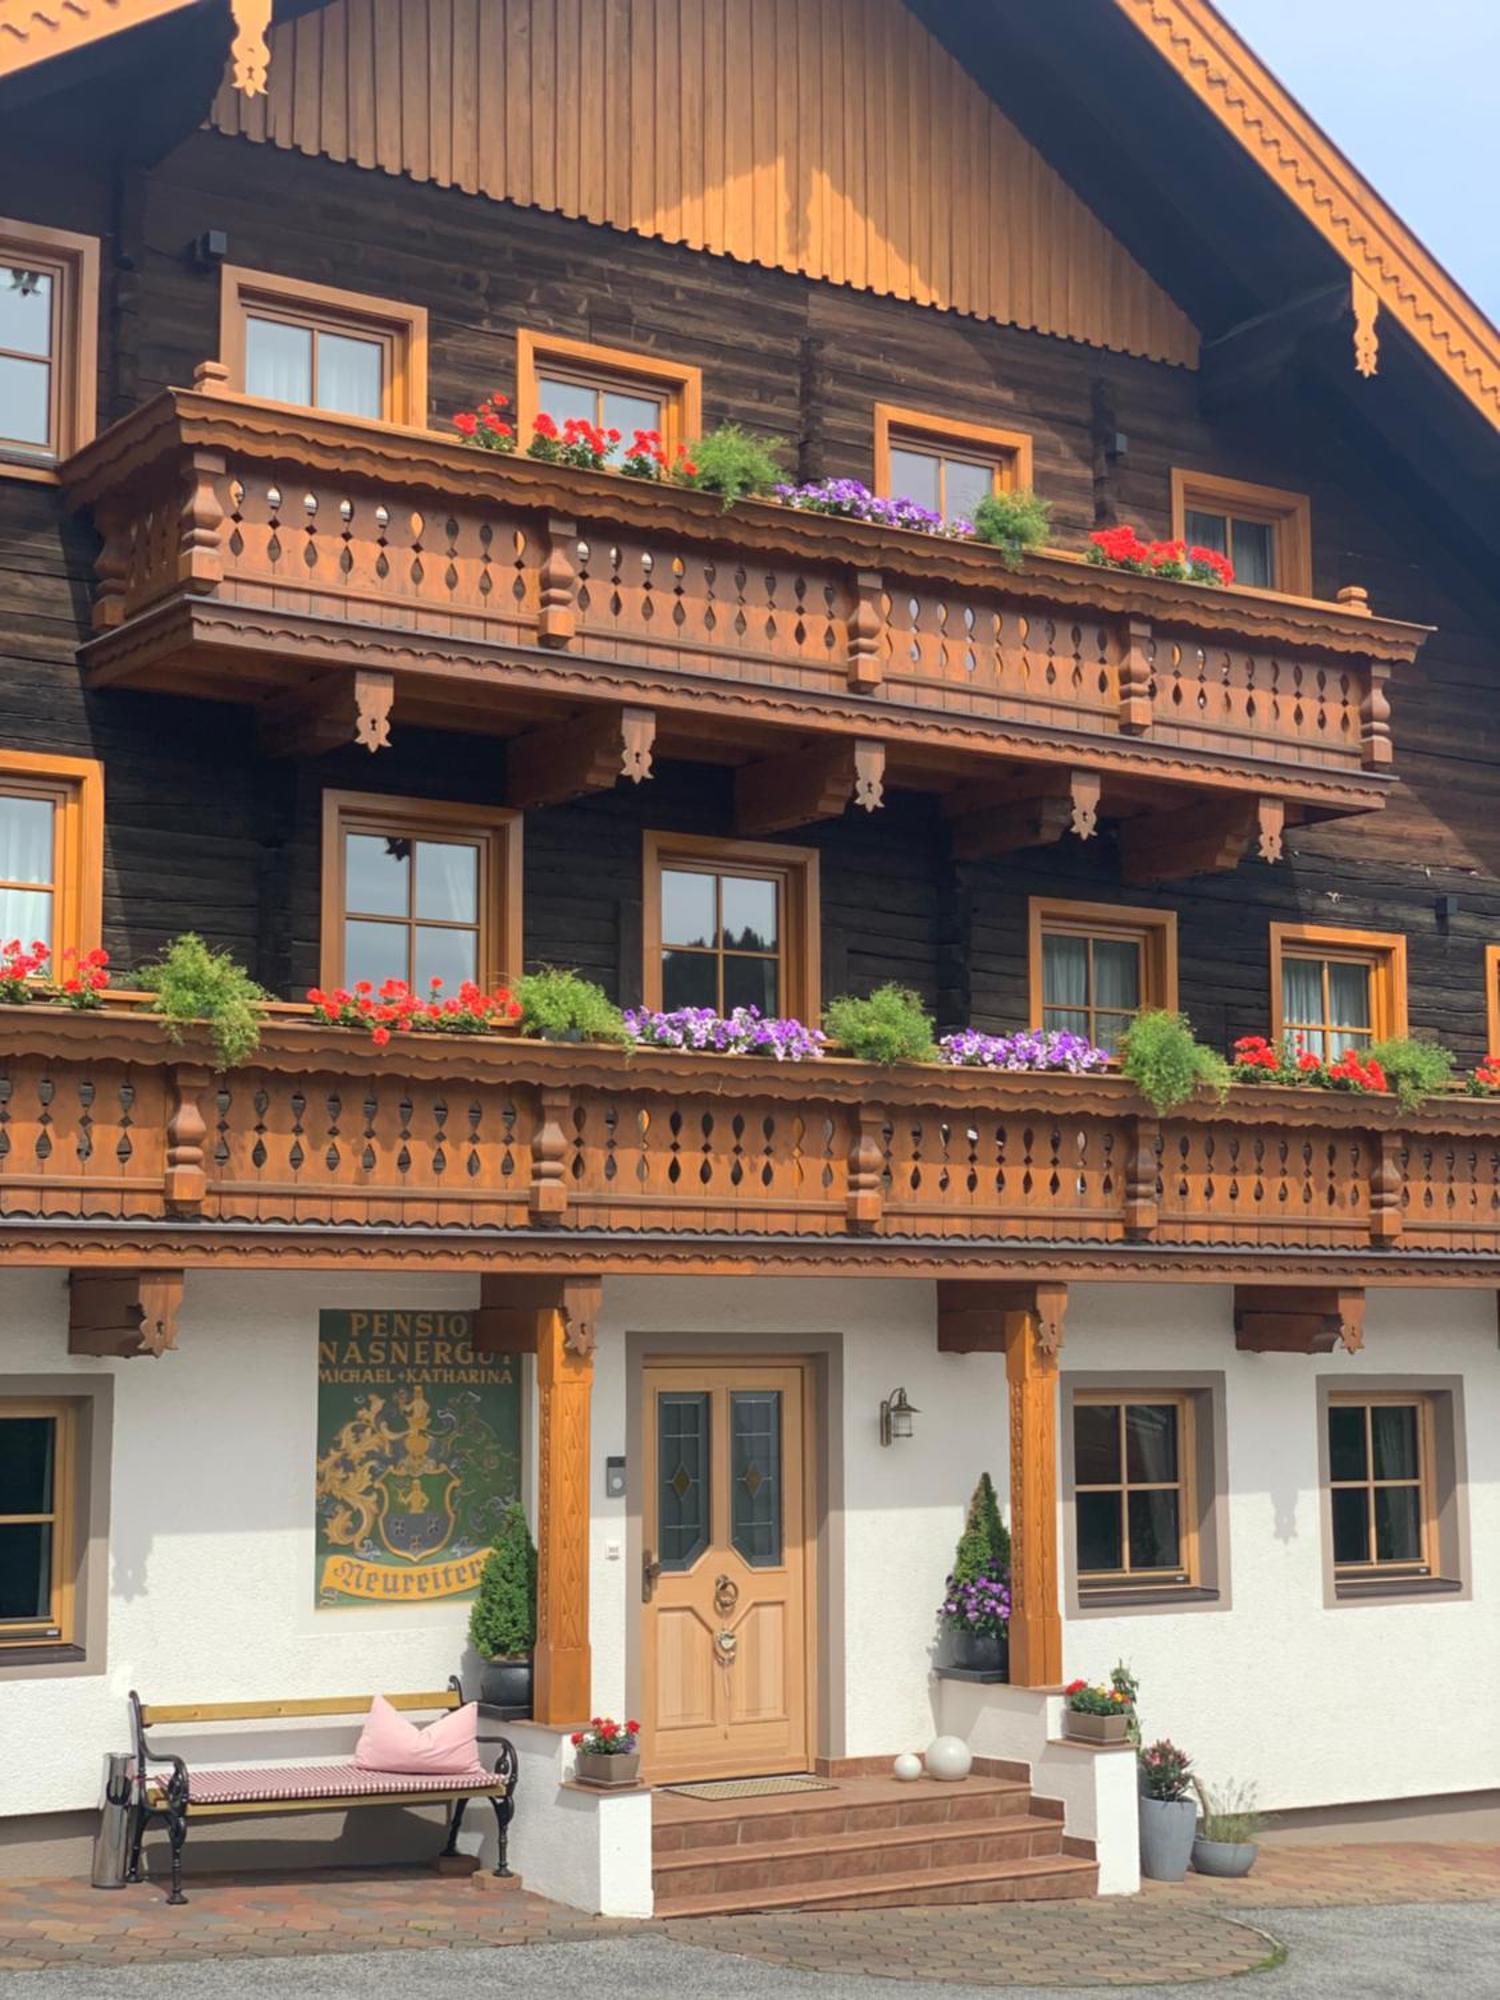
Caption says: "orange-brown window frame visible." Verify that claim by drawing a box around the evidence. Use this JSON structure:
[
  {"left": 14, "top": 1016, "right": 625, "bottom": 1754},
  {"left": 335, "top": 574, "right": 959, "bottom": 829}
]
[
  {"left": 0, "top": 1397, "right": 77, "bottom": 1651},
  {"left": 320, "top": 791, "right": 522, "bottom": 993},
  {"left": 643, "top": 832, "right": 821, "bottom": 1024},
  {"left": 1269, "top": 923, "right": 1407, "bottom": 1049},
  {"left": 516, "top": 331, "right": 703, "bottom": 457},
  {"left": 1073, "top": 1389, "right": 1199, "bottom": 1590},
  {"left": 0, "top": 218, "right": 99, "bottom": 481},
  {"left": 1027, "top": 898, "right": 1178, "bottom": 1043},
  {"left": 874, "top": 403, "right": 1035, "bottom": 511},
  {"left": 1326, "top": 1390, "right": 1438, "bottom": 1582},
  {"left": 1485, "top": 945, "right": 1500, "bottom": 1057},
  {"left": 220, "top": 267, "right": 429, "bottom": 426},
  {"left": 1170, "top": 469, "right": 1313, "bottom": 597},
  {"left": 0, "top": 749, "right": 104, "bottom": 965}
]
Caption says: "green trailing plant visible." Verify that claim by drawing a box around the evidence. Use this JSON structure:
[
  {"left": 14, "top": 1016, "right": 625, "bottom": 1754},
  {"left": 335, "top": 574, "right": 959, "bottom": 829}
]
[
  {"left": 951, "top": 1471, "right": 1011, "bottom": 1584},
  {"left": 1194, "top": 1776, "right": 1264, "bottom": 1845},
  {"left": 138, "top": 933, "right": 267, "bottom": 1069},
  {"left": 1119, "top": 1010, "right": 1230, "bottom": 1113},
  {"left": 969, "top": 489, "right": 1052, "bottom": 570},
  {"left": 468, "top": 1500, "right": 537, "bottom": 1658},
  {"left": 824, "top": 982, "right": 936, "bottom": 1065},
  {"left": 517, "top": 967, "right": 627, "bottom": 1044},
  {"left": 1111, "top": 1660, "right": 1143, "bottom": 1748},
  {"left": 680, "top": 423, "right": 787, "bottom": 505},
  {"left": 1366, "top": 1035, "right": 1456, "bottom": 1112}
]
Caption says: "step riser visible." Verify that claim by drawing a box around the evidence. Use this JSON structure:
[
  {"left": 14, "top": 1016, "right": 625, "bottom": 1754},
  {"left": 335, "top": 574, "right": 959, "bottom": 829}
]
[
  {"left": 816, "top": 1870, "right": 1096, "bottom": 1913},
  {"left": 652, "top": 1786, "right": 1033, "bottom": 1855},
  {"left": 653, "top": 1861, "right": 1099, "bottom": 1919},
  {"left": 660, "top": 1826, "right": 1060, "bottom": 1899}
]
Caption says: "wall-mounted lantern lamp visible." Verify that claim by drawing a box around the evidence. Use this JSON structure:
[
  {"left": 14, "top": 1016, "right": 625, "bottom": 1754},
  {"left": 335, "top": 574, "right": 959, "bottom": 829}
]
[{"left": 879, "top": 1385, "right": 919, "bottom": 1447}]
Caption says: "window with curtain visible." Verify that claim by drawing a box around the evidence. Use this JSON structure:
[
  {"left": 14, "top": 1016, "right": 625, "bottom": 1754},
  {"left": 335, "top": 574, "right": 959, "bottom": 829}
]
[
  {"left": 1182, "top": 505, "right": 1275, "bottom": 590},
  {"left": 0, "top": 753, "right": 102, "bottom": 966},
  {"left": 1172, "top": 472, "right": 1311, "bottom": 595},
  {"left": 1327, "top": 1396, "right": 1433, "bottom": 1577},
  {"left": 0, "top": 1401, "right": 75, "bottom": 1649},
  {"left": 1041, "top": 928, "right": 1142, "bottom": 1053},
  {"left": 518, "top": 332, "right": 701, "bottom": 461},
  {"left": 0, "top": 787, "right": 57, "bottom": 949},
  {"left": 658, "top": 863, "right": 783, "bottom": 1014},
  {"left": 535, "top": 367, "right": 665, "bottom": 464},
  {"left": 1279, "top": 951, "right": 1373, "bottom": 1058},
  {"left": 222, "top": 268, "right": 427, "bottom": 426},
  {"left": 244, "top": 312, "right": 386, "bottom": 419},
  {"left": 1072, "top": 1395, "right": 1195, "bottom": 1586},
  {"left": 887, "top": 438, "right": 996, "bottom": 522},
  {"left": 874, "top": 406, "right": 1033, "bottom": 525}
]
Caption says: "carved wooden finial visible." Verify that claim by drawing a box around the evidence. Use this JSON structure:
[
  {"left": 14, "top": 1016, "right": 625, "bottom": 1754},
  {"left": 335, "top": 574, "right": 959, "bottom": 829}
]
[
  {"left": 193, "top": 359, "right": 232, "bottom": 394},
  {"left": 230, "top": 0, "right": 274, "bottom": 97},
  {"left": 1337, "top": 584, "right": 1371, "bottom": 616}
]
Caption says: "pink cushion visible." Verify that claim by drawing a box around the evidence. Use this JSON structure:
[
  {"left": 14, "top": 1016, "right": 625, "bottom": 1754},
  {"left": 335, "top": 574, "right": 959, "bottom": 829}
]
[{"left": 353, "top": 1696, "right": 484, "bottom": 1778}]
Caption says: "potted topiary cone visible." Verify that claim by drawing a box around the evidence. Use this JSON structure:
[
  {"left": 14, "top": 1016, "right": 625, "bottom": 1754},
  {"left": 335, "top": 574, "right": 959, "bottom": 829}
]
[
  {"left": 940, "top": 1472, "right": 1012, "bottom": 1674},
  {"left": 468, "top": 1499, "right": 536, "bottom": 1713}
]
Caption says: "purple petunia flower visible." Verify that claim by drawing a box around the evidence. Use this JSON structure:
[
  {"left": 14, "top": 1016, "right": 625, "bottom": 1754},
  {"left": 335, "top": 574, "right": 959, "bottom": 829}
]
[
  {"left": 937, "top": 1028, "right": 1111, "bottom": 1074},
  {"left": 623, "top": 1006, "right": 827, "bottom": 1062},
  {"left": 774, "top": 478, "right": 963, "bottom": 537}
]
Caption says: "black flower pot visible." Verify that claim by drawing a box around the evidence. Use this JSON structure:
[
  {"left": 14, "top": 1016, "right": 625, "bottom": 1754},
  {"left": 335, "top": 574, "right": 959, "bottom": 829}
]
[
  {"left": 947, "top": 1628, "right": 1006, "bottom": 1674},
  {"left": 479, "top": 1654, "right": 533, "bottom": 1712}
]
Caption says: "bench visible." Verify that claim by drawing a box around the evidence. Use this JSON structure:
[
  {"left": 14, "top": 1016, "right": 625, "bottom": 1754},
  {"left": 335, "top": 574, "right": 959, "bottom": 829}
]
[{"left": 127, "top": 1677, "right": 517, "bottom": 1905}]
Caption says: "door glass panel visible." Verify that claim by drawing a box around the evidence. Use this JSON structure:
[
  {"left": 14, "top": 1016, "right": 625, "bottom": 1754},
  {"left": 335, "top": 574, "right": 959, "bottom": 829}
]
[
  {"left": 316, "top": 329, "right": 384, "bottom": 419},
  {"left": 658, "top": 1392, "right": 710, "bottom": 1570},
  {"left": 1072, "top": 1403, "right": 1120, "bottom": 1486},
  {"left": 1075, "top": 1490, "right": 1122, "bottom": 1572},
  {"left": 245, "top": 315, "right": 314, "bottom": 405},
  {"left": 1127, "top": 1489, "right": 1181, "bottom": 1570},
  {"left": 0, "top": 1522, "right": 51, "bottom": 1621},
  {"left": 730, "top": 1390, "right": 782, "bottom": 1568}
]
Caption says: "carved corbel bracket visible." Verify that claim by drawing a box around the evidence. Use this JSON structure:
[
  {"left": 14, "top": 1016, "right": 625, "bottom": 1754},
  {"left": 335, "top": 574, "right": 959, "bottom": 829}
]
[
  {"left": 736, "top": 737, "right": 886, "bottom": 837},
  {"left": 68, "top": 1269, "right": 183, "bottom": 1358},
  {"left": 507, "top": 704, "right": 656, "bottom": 810},
  {"left": 946, "top": 769, "right": 1101, "bottom": 861},
  {"left": 475, "top": 1275, "right": 602, "bottom": 1358},
  {"left": 1233, "top": 1285, "right": 1365, "bottom": 1355},
  {"left": 938, "top": 1279, "right": 1067, "bottom": 1360},
  {"left": 1120, "top": 794, "right": 1286, "bottom": 884},
  {"left": 259, "top": 669, "right": 394, "bottom": 758}
]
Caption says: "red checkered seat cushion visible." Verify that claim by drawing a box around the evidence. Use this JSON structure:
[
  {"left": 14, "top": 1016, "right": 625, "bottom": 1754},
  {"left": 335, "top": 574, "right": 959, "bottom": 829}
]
[{"left": 145, "top": 1762, "right": 499, "bottom": 1806}]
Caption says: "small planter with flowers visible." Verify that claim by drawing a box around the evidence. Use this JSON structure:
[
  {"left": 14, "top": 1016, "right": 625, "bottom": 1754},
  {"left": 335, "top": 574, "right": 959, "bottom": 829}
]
[
  {"left": 1062, "top": 1675, "right": 1137, "bottom": 1744},
  {"left": 570, "top": 1717, "right": 642, "bottom": 1788}
]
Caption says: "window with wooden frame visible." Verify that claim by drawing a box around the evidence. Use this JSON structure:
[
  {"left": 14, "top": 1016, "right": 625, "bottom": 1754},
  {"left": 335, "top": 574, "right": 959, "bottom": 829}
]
[
  {"left": 643, "top": 833, "right": 820, "bottom": 1023},
  {"left": 0, "top": 750, "right": 104, "bottom": 966},
  {"left": 1170, "top": 470, "right": 1312, "bottom": 596},
  {"left": 1327, "top": 1393, "right": 1437, "bottom": 1582},
  {"left": 320, "top": 793, "right": 522, "bottom": 995},
  {"left": 874, "top": 405, "right": 1034, "bottom": 523},
  {"left": 1485, "top": 945, "right": 1500, "bottom": 1057},
  {"left": 1270, "top": 924, "right": 1407, "bottom": 1060},
  {"left": 1028, "top": 899, "right": 1177, "bottom": 1055},
  {"left": 1072, "top": 1392, "right": 1197, "bottom": 1589},
  {"left": 220, "top": 268, "right": 428, "bottom": 426},
  {"left": 0, "top": 219, "right": 99, "bottom": 479},
  {"left": 0, "top": 1399, "right": 76, "bottom": 1651},
  {"left": 516, "top": 331, "right": 703, "bottom": 464}
]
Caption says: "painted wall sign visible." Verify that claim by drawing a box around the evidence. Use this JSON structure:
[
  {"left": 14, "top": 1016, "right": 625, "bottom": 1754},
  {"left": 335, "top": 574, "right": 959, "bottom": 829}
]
[{"left": 315, "top": 1309, "right": 520, "bottom": 1607}]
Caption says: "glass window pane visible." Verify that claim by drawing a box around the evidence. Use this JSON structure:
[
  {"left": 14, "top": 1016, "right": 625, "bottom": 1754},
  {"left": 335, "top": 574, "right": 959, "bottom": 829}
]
[
  {"left": 1092, "top": 938, "right": 1141, "bottom": 1013},
  {"left": 662, "top": 950, "right": 717, "bottom": 1010},
  {"left": 315, "top": 329, "right": 384, "bottom": 419},
  {"left": 1327, "top": 960, "right": 1372, "bottom": 1030},
  {"left": 0, "top": 794, "right": 54, "bottom": 885},
  {"left": 346, "top": 832, "right": 410, "bottom": 918},
  {"left": 1076, "top": 1491, "right": 1123, "bottom": 1572},
  {"left": 1281, "top": 955, "right": 1325, "bottom": 1036},
  {"left": 888, "top": 445, "right": 940, "bottom": 512},
  {"left": 1125, "top": 1404, "right": 1179, "bottom": 1484},
  {"left": 1230, "top": 517, "right": 1275, "bottom": 591},
  {"left": 723, "top": 954, "right": 778, "bottom": 1015},
  {"left": 1328, "top": 1404, "right": 1368, "bottom": 1482},
  {"left": 601, "top": 388, "right": 663, "bottom": 456},
  {"left": 244, "top": 316, "right": 314, "bottom": 405},
  {"left": 1374, "top": 1486, "right": 1422, "bottom": 1565},
  {"left": 413, "top": 841, "right": 478, "bottom": 923},
  {"left": 1073, "top": 1403, "right": 1120, "bottom": 1485},
  {"left": 537, "top": 374, "right": 595, "bottom": 428},
  {"left": 1127, "top": 1489, "right": 1181, "bottom": 1570},
  {"left": 661, "top": 870, "right": 716, "bottom": 949},
  {"left": 414, "top": 925, "right": 477, "bottom": 994},
  {"left": 730, "top": 1390, "right": 782, "bottom": 1568},
  {"left": 943, "top": 456, "right": 993, "bottom": 522},
  {"left": 658, "top": 1391, "right": 709, "bottom": 1569},
  {"left": 1042, "top": 1006, "right": 1089, "bottom": 1039},
  {"left": 1331, "top": 1486, "right": 1369, "bottom": 1565},
  {"left": 1184, "top": 508, "right": 1228, "bottom": 555},
  {"left": 0, "top": 353, "right": 51, "bottom": 447},
  {"left": 0, "top": 267, "right": 53, "bottom": 358},
  {"left": 721, "top": 875, "right": 777, "bottom": 952},
  {"left": 1093, "top": 1011, "right": 1133, "bottom": 1056},
  {"left": 1371, "top": 1404, "right": 1419, "bottom": 1482},
  {"left": 345, "top": 917, "right": 407, "bottom": 990},
  {"left": 0, "top": 1416, "right": 55, "bottom": 1514},
  {"left": 0, "top": 887, "right": 52, "bottom": 950},
  {"left": 0, "top": 1522, "right": 51, "bottom": 1621},
  {"left": 1043, "top": 933, "right": 1088, "bottom": 1009}
]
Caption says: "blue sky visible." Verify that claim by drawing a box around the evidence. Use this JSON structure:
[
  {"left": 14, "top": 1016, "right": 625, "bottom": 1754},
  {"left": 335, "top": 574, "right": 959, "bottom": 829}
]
[{"left": 1218, "top": 0, "right": 1500, "bottom": 319}]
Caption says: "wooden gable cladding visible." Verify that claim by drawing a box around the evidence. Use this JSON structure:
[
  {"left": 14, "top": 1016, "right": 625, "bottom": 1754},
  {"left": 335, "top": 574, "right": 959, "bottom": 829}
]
[{"left": 207, "top": 0, "right": 1200, "bottom": 368}]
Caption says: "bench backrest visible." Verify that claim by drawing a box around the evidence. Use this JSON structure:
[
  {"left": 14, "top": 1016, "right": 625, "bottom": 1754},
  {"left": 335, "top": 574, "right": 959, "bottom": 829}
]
[{"left": 137, "top": 1690, "right": 461, "bottom": 1727}]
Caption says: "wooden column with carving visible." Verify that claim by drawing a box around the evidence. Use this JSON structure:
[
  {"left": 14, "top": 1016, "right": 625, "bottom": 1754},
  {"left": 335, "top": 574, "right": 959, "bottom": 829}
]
[
  {"left": 1004, "top": 1284, "right": 1065, "bottom": 1689},
  {"left": 531, "top": 1280, "right": 600, "bottom": 1726}
]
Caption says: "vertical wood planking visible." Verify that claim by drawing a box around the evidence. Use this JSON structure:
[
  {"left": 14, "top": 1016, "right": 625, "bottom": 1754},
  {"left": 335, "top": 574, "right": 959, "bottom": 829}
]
[{"left": 209, "top": 0, "right": 1200, "bottom": 368}]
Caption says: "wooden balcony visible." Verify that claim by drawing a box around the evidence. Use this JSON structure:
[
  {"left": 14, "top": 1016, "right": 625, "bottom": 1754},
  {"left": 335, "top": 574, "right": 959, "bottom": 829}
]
[
  {"left": 62, "top": 383, "right": 1427, "bottom": 857},
  {"left": 3, "top": 1008, "right": 1496, "bottom": 1282}
]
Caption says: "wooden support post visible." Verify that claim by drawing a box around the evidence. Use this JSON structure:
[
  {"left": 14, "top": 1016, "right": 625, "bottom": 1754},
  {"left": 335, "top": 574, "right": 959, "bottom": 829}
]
[
  {"left": 846, "top": 1103, "right": 887, "bottom": 1233},
  {"left": 506, "top": 705, "right": 655, "bottom": 810},
  {"left": 1120, "top": 617, "right": 1154, "bottom": 734},
  {"left": 1233, "top": 1286, "right": 1365, "bottom": 1354},
  {"left": 259, "top": 669, "right": 395, "bottom": 757},
  {"left": 1119, "top": 795, "right": 1285, "bottom": 884},
  {"left": 1370, "top": 1130, "right": 1405, "bottom": 1245},
  {"left": 1004, "top": 1283, "right": 1065, "bottom": 1689},
  {"left": 163, "top": 1066, "right": 211, "bottom": 1213},
  {"left": 538, "top": 515, "right": 579, "bottom": 648},
  {"left": 1124, "top": 1115, "right": 1160, "bottom": 1240},
  {"left": 946, "top": 769, "right": 1101, "bottom": 861},
  {"left": 533, "top": 1289, "right": 598, "bottom": 1725},
  {"left": 1360, "top": 658, "right": 1393, "bottom": 768},
  {"left": 735, "top": 738, "right": 885, "bottom": 837},
  {"left": 847, "top": 569, "right": 885, "bottom": 691},
  {"left": 177, "top": 449, "right": 225, "bottom": 596},
  {"left": 68, "top": 1270, "right": 184, "bottom": 1358},
  {"left": 529, "top": 1084, "right": 572, "bottom": 1224}
]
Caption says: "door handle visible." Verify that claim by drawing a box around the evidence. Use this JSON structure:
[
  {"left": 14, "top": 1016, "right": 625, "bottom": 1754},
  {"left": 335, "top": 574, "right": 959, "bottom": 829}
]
[
  {"left": 714, "top": 1574, "right": 739, "bottom": 1615},
  {"left": 641, "top": 1549, "right": 662, "bottom": 1603}
]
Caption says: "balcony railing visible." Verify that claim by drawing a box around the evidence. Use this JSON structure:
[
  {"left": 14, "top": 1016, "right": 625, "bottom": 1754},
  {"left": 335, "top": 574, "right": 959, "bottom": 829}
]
[
  {"left": 3, "top": 1009, "right": 1496, "bottom": 1274},
  {"left": 62, "top": 384, "right": 1427, "bottom": 821}
]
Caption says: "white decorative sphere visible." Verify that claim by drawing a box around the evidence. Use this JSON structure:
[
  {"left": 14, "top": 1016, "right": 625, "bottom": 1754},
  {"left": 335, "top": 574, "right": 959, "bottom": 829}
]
[
  {"left": 924, "top": 1735, "right": 973, "bottom": 1783},
  {"left": 892, "top": 1752, "right": 923, "bottom": 1782}
]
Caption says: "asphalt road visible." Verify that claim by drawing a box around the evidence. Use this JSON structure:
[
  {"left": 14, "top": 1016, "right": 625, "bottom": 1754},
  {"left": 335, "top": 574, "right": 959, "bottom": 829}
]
[{"left": 1, "top": 1904, "right": 1495, "bottom": 1998}]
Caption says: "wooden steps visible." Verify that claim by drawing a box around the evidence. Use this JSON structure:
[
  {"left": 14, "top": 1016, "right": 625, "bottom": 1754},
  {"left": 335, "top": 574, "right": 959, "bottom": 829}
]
[{"left": 651, "top": 1772, "right": 1098, "bottom": 1917}]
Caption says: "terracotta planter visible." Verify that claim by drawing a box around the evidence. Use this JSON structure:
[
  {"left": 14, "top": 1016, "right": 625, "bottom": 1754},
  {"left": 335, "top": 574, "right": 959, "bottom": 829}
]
[
  {"left": 1064, "top": 1708, "right": 1131, "bottom": 1743},
  {"left": 574, "top": 1749, "right": 641, "bottom": 1788}
]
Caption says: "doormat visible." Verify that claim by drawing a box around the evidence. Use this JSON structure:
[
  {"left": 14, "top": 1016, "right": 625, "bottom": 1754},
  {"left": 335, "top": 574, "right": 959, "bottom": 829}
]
[{"left": 662, "top": 1775, "right": 837, "bottom": 1801}]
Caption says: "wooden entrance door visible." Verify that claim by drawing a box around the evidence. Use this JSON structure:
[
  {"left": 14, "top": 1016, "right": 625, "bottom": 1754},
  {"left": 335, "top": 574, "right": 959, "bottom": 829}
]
[{"left": 641, "top": 1360, "right": 811, "bottom": 1784}]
